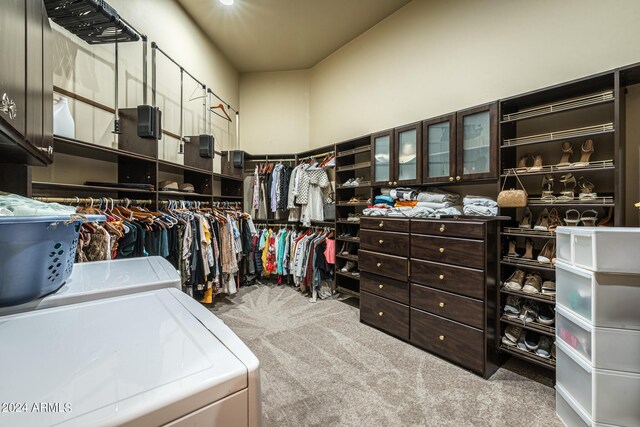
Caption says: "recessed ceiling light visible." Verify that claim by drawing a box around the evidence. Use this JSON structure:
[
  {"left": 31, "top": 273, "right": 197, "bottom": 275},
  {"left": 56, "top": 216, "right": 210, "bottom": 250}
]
[{"left": 219, "top": 0, "right": 234, "bottom": 5}]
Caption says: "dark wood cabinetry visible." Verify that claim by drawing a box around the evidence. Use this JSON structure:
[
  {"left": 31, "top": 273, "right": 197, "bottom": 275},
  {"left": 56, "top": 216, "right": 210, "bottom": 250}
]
[
  {"left": 456, "top": 102, "right": 498, "bottom": 181},
  {"left": 371, "top": 123, "right": 422, "bottom": 186},
  {"left": 422, "top": 113, "right": 456, "bottom": 184},
  {"left": 0, "top": 0, "right": 52, "bottom": 165}
]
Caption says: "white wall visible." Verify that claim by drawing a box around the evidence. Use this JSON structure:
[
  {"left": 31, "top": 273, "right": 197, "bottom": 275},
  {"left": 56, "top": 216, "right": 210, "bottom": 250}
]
[{"left": 239, "top": 70, "right": 310, "bottom": 154}]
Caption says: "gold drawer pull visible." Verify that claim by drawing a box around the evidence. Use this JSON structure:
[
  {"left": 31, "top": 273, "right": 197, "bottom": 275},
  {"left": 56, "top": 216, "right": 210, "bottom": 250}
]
[
  {"left": 379, "top": 311, "right": 384, "bottom": 317},
  {"left": 388, "top": 181, "right": 392, "bottom": 185},
  {"left": 449, "top": 177, "right": 454, "bottom": 182},
  {"left": 379, "top": 221, "right": 384, "bottom": 228},
  {"left": 378, "top": 284, "right": 384, "bottom": 289},
  {"left": 439, "top": 274, "right": 444, "bottom": 280},
  {"left": 439, "top": 225, "right": 446, "bottom": 233},
  {"left": 376, "top": 262, "right": 382, "bottom": 268},
  {"left": 456, "top": 176, "right": 461, "bottom": 181},
  {"left": 378, "top": 239, "right": 384, "bottom": 244},
  {"left": 393, "top": 181, "right": 398, "bottom": 185},
  {"left": 439, "top": 302, "right": 445, "bottom": 308},
  {"left": 439, "top": 247, "right": 445, "bottom": 253},
  {"left": 439, "top": 335, "right": 445, "bottom": 341}
]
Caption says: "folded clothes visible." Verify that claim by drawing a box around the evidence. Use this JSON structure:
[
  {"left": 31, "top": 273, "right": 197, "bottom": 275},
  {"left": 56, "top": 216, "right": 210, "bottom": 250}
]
[
  {"left": 0, "top": 192, "right": 76, "bottom": 216},
  {"left": 416, "top": 201, "right": 453, "bottom": 209},
  {"left": 395, "top": 200, "right": 418, "bottom": 208},
  {"left": 433, "top": 206, "right": 464, "bottom": 217},
  {"left": 390, "top": 188, "right": 417, "bottom": 201},
  {"left": 374, "top": 195, "right": 394, "bottom": 204},
  {"left": 380, "top": 188, "right": 392, "bottom": 196},
  {"left": 363, "top": 207, "right": 392, "bottom": 216},
  {"left": 463, "top": 205, "right": 498, "bottom": 216},
  {"left": 463, "top": 195, "right": 498, "bottom": 208},
  {"left": 417, "top": 188, "right": 460, "bottom": 203}
]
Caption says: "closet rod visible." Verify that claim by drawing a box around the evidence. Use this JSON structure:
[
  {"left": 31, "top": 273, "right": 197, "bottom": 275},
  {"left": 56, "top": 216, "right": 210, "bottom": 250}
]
[
  {"left": 247, "top": 157, "right": 296, "bottom": 163},
  {"left": 151, "top": 42, "right": 206, "bottom": 89},
  {"left": 297, "top": 150, "right": 334, "bottom": 161},
  {"left": 33, "top": 197, "right": 152, "bottom": 205},
  {"left": 207, "top": 88, "right": 238, "bottom": 114}
]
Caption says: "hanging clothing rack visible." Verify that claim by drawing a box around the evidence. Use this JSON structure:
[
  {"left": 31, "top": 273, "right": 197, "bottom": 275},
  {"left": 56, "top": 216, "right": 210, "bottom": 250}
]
[
  {"left": 33, "top": 196, "right": 152, "bottom": 206},
  {"left": 298, "top": 150, "right": 335, "bottom": 161}
]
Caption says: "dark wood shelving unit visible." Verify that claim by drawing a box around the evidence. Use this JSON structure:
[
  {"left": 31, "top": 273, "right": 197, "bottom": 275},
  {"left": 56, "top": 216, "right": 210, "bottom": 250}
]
[
  {"left": 500, "top": 287, "right": 556, "bottom": 304},
  {"left": 500, "top": 259, "right": 555, "bottom": 273},
  {"left": 500, "top": 315, "right": 555, "bottom": 337},
  {"left": 500, "top": 345, "right": 556, "bottom": 370},
  {"left": 32, "top": 181, "right": 154, "bottom": 194}
]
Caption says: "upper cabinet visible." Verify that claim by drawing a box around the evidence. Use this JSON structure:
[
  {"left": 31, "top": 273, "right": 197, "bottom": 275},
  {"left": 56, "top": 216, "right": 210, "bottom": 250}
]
[
  {"left": 371, "top": 124, "right": 422, "bottom": 186},
  {"left": 456, "top": 102, "right": 498, "bottom": 181},
  {"left": 423, "top": 113, "right": 456, "bottom": 184}
]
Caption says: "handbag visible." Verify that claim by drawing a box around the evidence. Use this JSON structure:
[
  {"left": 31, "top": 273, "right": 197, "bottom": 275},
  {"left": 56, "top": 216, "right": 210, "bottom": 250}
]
[
  {"left": 497, "top": 171, "right": 528, "bottom": 208},
  {"left": 323, "top": 192, "right": 336, "bottom": 221}
]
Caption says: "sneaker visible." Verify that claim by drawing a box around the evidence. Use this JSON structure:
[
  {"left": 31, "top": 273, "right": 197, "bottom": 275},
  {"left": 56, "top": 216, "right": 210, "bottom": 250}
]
[
  {"left": 520, "top": 300, "right": 539, "bottom": 323},
  {"left": 341, "top": 243, "right": 353, "bottom": 255},
  {"left": 504, "top": 325, "right": 523, "bottom": 343},
  {"left": 504, "top": 295, "right": 522, "bottom": 315},
  {"left": 537, "top": 304, "right": 555, "bottom": 326},
  {"left": 522, "top": 273, "right": 542, "bottom": 294},
  {"left": 352, "top": 270, "right": 360, "bottom": 277},
  {"left": 502, "top": 333, "right": 518, "bottom": 347},
  {"left": 504, "top": 269, "right": 525, "bottom": 291},
  {"left": 341, "top": 261, "right": 356, "bottom": 273},
  {"left": 536, "top": 336, "right": 553, "bottom": 358},
  {"left": 343, "top": 178, "right": 354, "bottom": 187},
  {"left": 524, "top": 331, "right": 541, "bottom": 350},
  {"left": 541, "top": 280, "right": 556, "bottom": 296},
  {"left": 516, "top": 333, "right": 528, "bottom": 351},
  {"left": 352, "top": 177, "right": 364, "bottom": 187}
]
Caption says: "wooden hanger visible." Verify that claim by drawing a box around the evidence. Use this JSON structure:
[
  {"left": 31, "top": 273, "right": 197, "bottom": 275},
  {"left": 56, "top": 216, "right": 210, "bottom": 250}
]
[{"left": 210, "top": 103, "right": 232, "bottom": 122}]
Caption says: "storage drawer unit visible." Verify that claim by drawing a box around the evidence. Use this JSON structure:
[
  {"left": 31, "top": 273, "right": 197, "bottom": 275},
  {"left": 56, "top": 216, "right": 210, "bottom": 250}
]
[
  {"left": 359, "top": 250, "right": 408, "bottom": 282},
  {"left": 411, "top": 234, "right": 484, "bottom": 269},
  {"left": 411, "top": 284, "right": 484, "bottom": 329},
  {"left": 360, "top": 217, "right": 410, "bottom": 233},
  {"left": 360, "top": 291, "right": 409, "bottom": 340},
  {"left": 360, "top": 272, "right": 409, "bottom": 305},
  {"left": 360, "top": 229, "right": 409, "bottom": 257},
  {"left": 410, "top": 259, "right": 485, "bottom": 299}
]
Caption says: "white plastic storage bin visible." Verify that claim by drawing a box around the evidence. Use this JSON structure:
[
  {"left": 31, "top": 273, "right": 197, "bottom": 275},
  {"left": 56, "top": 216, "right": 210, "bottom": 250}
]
[
  {"left": 556, "top": 260, "right": 640, "bottom": 329},
  {"left": 555, "top": 226, "right": 640, "bottom": 274},
  {"left": 556, "top": 305, "right": 640, "bottom": 374},
  {"left": 556, "top": 340, "right": 640, "bottom": 426},
  {"left": 556, "top": 384, "right": 616, "bottom": 427}
]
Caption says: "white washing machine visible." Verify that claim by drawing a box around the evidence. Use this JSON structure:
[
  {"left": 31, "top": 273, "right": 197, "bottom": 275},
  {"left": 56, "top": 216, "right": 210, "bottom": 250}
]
[{"left": 0, "top": 259, "right": 262, "bottom": 427}]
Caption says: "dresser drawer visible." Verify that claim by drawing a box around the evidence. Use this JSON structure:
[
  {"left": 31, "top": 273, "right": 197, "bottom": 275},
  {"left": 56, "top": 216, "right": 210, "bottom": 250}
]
[
  {"left": 411, "top": 219, "right": 484, "bottom": 239},
  {"left": 361, "top": 217, "right": 409, "bottom": 233},
  {"left": 410, "top": 308, "right": 484, "bottom": 374},
  {"left": 361, "top": 291, "right": 409, "bottom": 340},
  {"left": 359, "top": 250, "right": 408, "bottom": 282},
  {"left": 411, "top": 234, "right": 484, "bottom": 269},
  {"left": 411, "top": 259, "right": 484, "bottom": 300},
  {"left": 361, "top": 272, "right": 409, "bottom": 305},
  {"left": 361, "top": 230, "right": 409, "bottom": 257},
  {"left": 411, "top": 284, "right": 484, "bottom": 329}
]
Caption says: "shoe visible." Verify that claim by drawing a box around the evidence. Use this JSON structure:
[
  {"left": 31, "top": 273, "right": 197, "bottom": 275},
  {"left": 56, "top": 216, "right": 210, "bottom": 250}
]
[
  {"left": 524, "top": 331, "right": 542, "bottom": 350},
  {"left": 504, "top": 325, "right": 523, "bottom": 343},
  {"left": 522, "top": 238, "right": 534, "bottom": 259},
  {"left": 598, "top": 207, "right": 614, "bottom": 227},
  {"left": 502, "top": 334, "right": 518, "bottom": 347},
  {"left": 504, "top": 295, "right": 522, "bottom": 315},
  {"left": 559, "top": 173, "right": 577, "bottom": 200},
  {"left": 536, "top": 336, "right": 553, "bottom": 358},
  {"left": 519, "top": 207, "right": 533, "bottom": 229},
  {"left": 564, "top": 209, "right": 581, "bottom": 226},
  {"left": 352, "top": 177, "right": 364, "bottom": 187},
  {"left": 541, "top": 175, "right": 556, "bottom": 202},
  {"left": 341, "top": 261, "right": 356, "bottom": 273},
  {"left": 572, "top": 139, "right": 594, "bottom": 168},
  {"left": 533, "top": 208, "right": 549, "bottom": 231},
  {"left": 517, "top": 333, "right": 528, "bottom": 351},
  {"left": 522, "top": 272, "right": 542, "bottom": 294},
  {"left": 537, "top": 240, "right": 555, "bottom": 264},
  {"left": 537, "top": 304, "right": 555, "bottom": 326},
  {"left": 557, "top": 141, "right": 573, "bottom": 168},
  {"left": 516, "top": 154, "right": 533, "bottom": 172},
  {"left": 347, "top": 213, "right": 361, "bottom": 222},
  {"left": 578, "top": 177, "right": 597, "bottom": 200},
  {"left": 581, "top": 209, "right": 598, "bottom": 227},
  {"left": 529, "top": 153, "right": 543, "bottom": 172},
  {"left": 504, "top": 269, "right": 525, "bottom": 290},
  {"left": 507, "top": 238, "right": 520, "bottom": 257},
  {"left": 338, "top": 232, "right": 352, "bottom": 238},
  {"left": 520, "top": 300, "right": 539, "bottom": 323},
  {"left": 341, "top": 243, "right": 353, "bottom": 255},
  {"left": 541, "top": 280, "right": 556, "bottom": 296},
  {"left": 352, "top": 270, "right": 360, "bottom": 277},
  {"left": 343, "top": 178, "right": 354, "bottom": 187},
  {"left": 548, "top": 208, "right": 563, "bottom": 233}
]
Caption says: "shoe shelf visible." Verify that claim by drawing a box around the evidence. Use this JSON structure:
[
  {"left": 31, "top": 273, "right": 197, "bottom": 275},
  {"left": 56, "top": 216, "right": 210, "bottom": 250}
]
[
  {"left": 336, "top": 145, "right": 371, "bottom": 158},
  {"left": 336, "top": 271, "right": 361, "bottom": 281},
  {"left": 336, "top": 237, "right": 360, "bottom": 243},
  {"left": 500, "top": 287, "right": 556, "bottom": 304},
  {"left": 337, "top": 253, "right": 358, "bottom": 262},
  {"left": 527, "top": 196, "right": 614, "bottom": 207},
  {"left": 158, "top": 190, "right": 213, "bottom": 199},
  {"left": 336, "top": 219, "right": 361, "bottom": 224},
  {"left": 336, "top": 285, "right": 360, "bottom": 298},
  {"left": 500, "top": 90, "right": 614, "bottom": 123},
  {"left": 32, "top": 181, "right": 154, "bottom": 194},
  {"left": 502, "top": 228, "right": 556, "bottom": 239},
  {"left": 501, "top": 258, "right": 556, "bottom": 272},
  {"left": 501, "top": 123, "right": 614, "bottom": 148},
  {"left": 500, "top": 160, "right": 615, "bottom": 177},
  {"left": 500, "top": 344, "right": 556, "bottom": 370},
  {"left": 336, "top": 161, "right": 372, "bottom": 172},
  {"left": 500, "top": 315, "right": 555, "bottom": 337},
  {"left": 336, "top": 183, "right": 372, "bottom": 190},
  {"left": 336, "top": 202, "right": 370, "bottom": 207}
]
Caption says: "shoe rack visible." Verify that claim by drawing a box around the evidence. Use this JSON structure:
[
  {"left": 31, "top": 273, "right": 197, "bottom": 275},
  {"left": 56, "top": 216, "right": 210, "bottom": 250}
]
[
  {"left": 334, "top": 136, "right": 373, "bottom": 297},
  {"left": 497, "top": 71, "right": 625, "bottom": 371}
]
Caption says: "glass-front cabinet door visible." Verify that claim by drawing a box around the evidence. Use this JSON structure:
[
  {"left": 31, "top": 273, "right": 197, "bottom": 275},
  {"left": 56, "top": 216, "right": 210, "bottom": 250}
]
[
  {"left": 423, "top": 114, "right": 456, "bottom": 184},
  {"left": 456, "top": 102, "right": 498, "bottom": 181},
  {"left": 371, "top": 130, "right": 393, "bottom": 185},
  {"left": 394, "top": 122, "right": 422, "bottom": 186}
]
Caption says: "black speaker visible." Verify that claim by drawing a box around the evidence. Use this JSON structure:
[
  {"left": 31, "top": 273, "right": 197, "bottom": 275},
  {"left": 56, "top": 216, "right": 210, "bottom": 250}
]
[
  {"left": 199, "top": 134, "right": 215, "bottom": 158},
  {"left": 233, "top": 150, "right": 244, "bottom": 169},
  {"left": 136, "top": 105, "right": 161, "bottom": 139}
]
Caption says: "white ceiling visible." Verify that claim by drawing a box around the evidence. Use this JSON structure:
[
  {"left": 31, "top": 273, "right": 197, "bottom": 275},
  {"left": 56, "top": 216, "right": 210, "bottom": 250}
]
[{"left": 177, "top": 0, "right": 411, "bottom": 73}]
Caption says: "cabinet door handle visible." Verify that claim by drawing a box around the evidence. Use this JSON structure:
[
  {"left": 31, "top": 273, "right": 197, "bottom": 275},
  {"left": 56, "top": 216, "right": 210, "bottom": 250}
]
[
  {"left": 388, "top": 181, "right": 392, "bottom": 185},
  {"left": 378, "top": 311, "right": 384, "bottom": 317},
  {"left": 439, "top": 225, "right": 446, "bottom": 233},
  {"left": 439, "top": 274, "right": 444, "bottom": 280},
  {"left": 439, "top": 302, "right": 445, "bottom": 308},
  {"left": 378, "top": 239, "right": 384, "bottom": 244},
  {"left": 456, "top": 176, "right": 461, "bottom": 181},
  {"left": 376, "top": 262, "right": 382, "bottom": 268},
  {"left": 378, "top": 284, "right": 384, "bottom": 289},
  {"left": 439, "top": 247, "right": 445, "bottom": 253},
  {"left": 439, "top": 335, "right": 445, "bottom": 341},
  {"left": 449, "top": 177, "right": 454, "bottom": 182},
  {"left": 393, "top": 181, "right": 398, "bottom": 185},
  {"left": 378, "top": 221, "right": 384, "bottom": 228}
]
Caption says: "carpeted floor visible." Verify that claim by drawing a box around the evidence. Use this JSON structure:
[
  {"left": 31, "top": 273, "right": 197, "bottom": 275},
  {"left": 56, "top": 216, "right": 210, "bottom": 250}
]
[{"left": 210, "top": 284, "right": 561, "bottom": 427}]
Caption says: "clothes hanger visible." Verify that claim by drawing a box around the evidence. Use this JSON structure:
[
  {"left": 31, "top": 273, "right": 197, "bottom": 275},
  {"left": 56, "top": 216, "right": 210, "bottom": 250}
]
[{"left": 210, "top": 103, "right": 232, "bottom": 122}]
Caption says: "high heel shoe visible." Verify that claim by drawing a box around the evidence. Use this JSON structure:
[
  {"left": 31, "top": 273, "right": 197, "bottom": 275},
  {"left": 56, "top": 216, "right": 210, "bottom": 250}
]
[
  {"left": 572, "top": 139, "right": 594, "bottom": 168},
  {"left": 564, "top": 209, "right": 581, "bottom": 226},
  {"left": 507, "top": 239, "right": 520, "bottom": 258},
  {"left": 523, "top": 238, "right": 534, "bottom": 259},
  {"left": 557, "top": 141, "right": 573, "bottom": 169},
  {"left": 529, "top": 153, "right": 543, "bottom": 172},
  {"left": 541, "top": 175, "right": 556, "bottom": 202},
  {"left": 558, "top": 173, "right": 577, "bottom": 200},
  {"left": 578, "top": 177, "right": 597, "bottom": 200},
  {"left": 548, "top": 208, "right": 563, "bottom": 232},
  {"left": 534, "top": 208, "right": 549, "bottom": 231},
  {"left": 519, "top": 207, "right": 533, "bottom": 229},
  {"left": 580, "top": 209, "right": 598, "bottom": 227},
  {"left": 516, "top": 154, "right": 533, "bottom": 172},
  {"left": 537, "top": 239, "right": 556, "bottom": 264},
  {"left": 598, "top": 207, "right": 614, "bottom": 227}
]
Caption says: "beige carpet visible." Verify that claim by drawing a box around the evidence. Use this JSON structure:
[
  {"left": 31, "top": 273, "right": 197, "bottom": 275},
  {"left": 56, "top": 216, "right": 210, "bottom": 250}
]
[{"left": 210, "top": 284, "right": 561, "bottom": 427}]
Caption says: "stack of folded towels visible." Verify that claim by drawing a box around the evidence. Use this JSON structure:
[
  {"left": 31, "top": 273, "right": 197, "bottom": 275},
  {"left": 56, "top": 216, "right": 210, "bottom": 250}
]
[
  {"left": 416, "top": 189, "right": 463, "bottom": 215},
  {"left": 462, "top": 195, "right": 498, "bottom": 216}
]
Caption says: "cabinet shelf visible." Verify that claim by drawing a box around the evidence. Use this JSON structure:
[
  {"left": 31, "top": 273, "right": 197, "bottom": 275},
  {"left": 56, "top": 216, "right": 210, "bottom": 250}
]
[
  {"left": 501, "top": 90, "right": 614, "bottom": 123},
  {"left": 336, "top": 271, "right": 361, "bottom": 281},
  {"left": 336, "top": 237, "right": 360, "bottom": 243},
  {"left": 500, "top": 344, "right": 556, "bottom": 370},
  {"left": 527, "top": 196, "right": 614, "bottom": 207},
  {"left": 501, "top": 123, "right": 614, "bottom": 148},
  {"left": 336, "top": 161, "right": 371, "bottom": 172},
  {"left": 158, "top": 191, "right": 212, "bottom": 198},
  {"left": 336, "top": 146, "right": 371, "bottom": 158},
  {"left": 336, "top": 202, "right": 370, "bottom": 207},
  {"left": 53, "top": 136, "right": 156, "bottom": 163},
  {"left": 501, "top": 259, "right": 555, "bottom": 272},
  {"left": 500, "top": 315, "right": 555, "bottom": 337},
  {"left": 501, "top": 229, "right": 556, "bottom": 239},
  {"left": 158, "top": 160, "right": 211, "bottom": 175},
  {"left": 336, "top": 285, "right": 360, "bottom": 298},
  {"left": 500, "top": 160, "right": 615, "bottom": 177},
  {"left": 336, "top": 183, "right": 371, "bottom": 190},
  {"left": 213, "top": 195, "right": 243, "bottom": 200},
  {"left": 32, "top": 181, "right": 154, "bottom": 194},
  {"left": 500, "top": 287, "right": 556, "bottom": 304},
  {"left": 337, "top": 254, "right": 358, "bottom": 261}
]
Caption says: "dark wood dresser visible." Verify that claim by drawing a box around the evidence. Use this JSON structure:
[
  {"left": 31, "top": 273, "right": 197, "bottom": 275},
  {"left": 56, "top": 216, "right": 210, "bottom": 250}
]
[{"left": 359, "top": 217, "right": 500, "bottom": 379}]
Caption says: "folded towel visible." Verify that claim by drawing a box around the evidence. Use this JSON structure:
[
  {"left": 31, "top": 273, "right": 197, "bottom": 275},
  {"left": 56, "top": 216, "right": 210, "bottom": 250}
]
[
  {"left": 390, "top": 188, "right": 417, "bottom": 201},
  {"left": 380, "top": 188, "right": 392, "bottom": 196},
  {"left": 433, "top": 206, "right": 464, "bottom": 217},
  {"left": 395, "top": 200, "right": 418, "bottom": 208},
  {"left": 416, "top": 201, "right": 453, "bottom": 209},
  {"left": 417, "top": 189, "right": 460, "bottom": 203},
  {"left": 463, "top": 195, "right": 498, "bottom": 208},
  {"left": 374, "top": 195, "right": 394, "bottom": 204},
  {"left": 463, "top": 204, "right": 498, "bottom": 216},
  {"left": 363, "top": 207, "right": 391, "bottom": 216}
]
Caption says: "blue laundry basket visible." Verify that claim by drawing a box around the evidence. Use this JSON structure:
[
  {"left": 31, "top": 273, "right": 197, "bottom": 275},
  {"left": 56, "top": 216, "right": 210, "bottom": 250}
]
[{"left": 0, "top": 214, "right": 105, "bottom": 307}]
